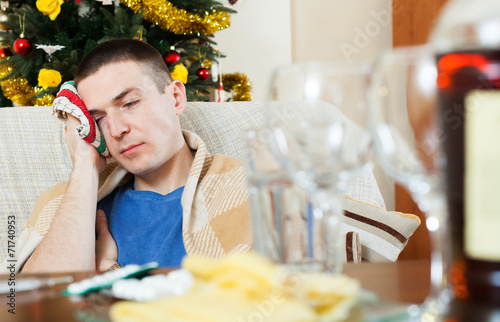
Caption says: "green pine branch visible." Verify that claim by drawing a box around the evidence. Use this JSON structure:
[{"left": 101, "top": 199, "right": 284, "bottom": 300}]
[{"left": 0, "top": 0, "right": 237, "bottom": 104}]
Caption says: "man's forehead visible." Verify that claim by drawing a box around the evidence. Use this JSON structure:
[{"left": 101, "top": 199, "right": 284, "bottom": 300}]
[
  {"left": 81, "top": 60, "right": 142, "bottom": 82},
  {"left": 77, "top": 62, "right": 145, "bottom": 94},
  {"left": 79, "top": 79, "right": 145, "bottom": 112},
  {"left": 86, "top": 86, "right": 144, "bottom": 112}
]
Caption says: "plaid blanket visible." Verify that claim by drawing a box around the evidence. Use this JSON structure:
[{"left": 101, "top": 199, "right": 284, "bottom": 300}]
[{"left": 7, "top": 131, "right": 251, "bottom": 272}]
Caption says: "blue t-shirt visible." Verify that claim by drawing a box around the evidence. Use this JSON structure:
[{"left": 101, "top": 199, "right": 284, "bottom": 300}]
[{"left": 97, "top": 180, "right": 187, "bottom": 267}]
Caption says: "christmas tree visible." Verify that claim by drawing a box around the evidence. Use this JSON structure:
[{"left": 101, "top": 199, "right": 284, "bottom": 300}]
[{"left": 0, "top": 0, "right": 251, "bottom": 107}]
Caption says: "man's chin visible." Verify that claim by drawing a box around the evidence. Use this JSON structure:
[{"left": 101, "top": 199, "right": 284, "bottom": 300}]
[
  {"left": 115, "top": 159, "right": 146, "bottom": 175},
  {"left": 121, "top": 163, "right": 156, "bottom": 177},
  {"left": 124, "top": 167, "right": 150, "bottom": 177},
  {"left": 116, "top": 156, "right": 164, "bottom": 177}
]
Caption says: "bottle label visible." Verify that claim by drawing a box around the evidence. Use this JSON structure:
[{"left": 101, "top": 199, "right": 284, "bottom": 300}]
[{"left": 465, "top": 90, "right": 500, "bottom": 261}]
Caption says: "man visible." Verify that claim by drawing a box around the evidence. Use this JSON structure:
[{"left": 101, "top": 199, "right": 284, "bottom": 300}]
[{"left": 21, "top": 39, "right": 251, "bottom": 273}]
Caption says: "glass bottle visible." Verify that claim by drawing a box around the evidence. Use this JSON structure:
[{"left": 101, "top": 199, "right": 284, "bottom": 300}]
[{"left": 430, "top": 0, "right": 500, "bottom": 305}]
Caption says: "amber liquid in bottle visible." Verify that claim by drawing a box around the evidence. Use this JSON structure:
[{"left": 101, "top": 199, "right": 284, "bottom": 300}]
[{"left": 437, "top": 49, "right": 500, "bottom": 305}]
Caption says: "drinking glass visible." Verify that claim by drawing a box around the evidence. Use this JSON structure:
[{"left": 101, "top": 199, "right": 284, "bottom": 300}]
[
  {"left": 243, "top": 61, "right": 374, "bottom": 274},
  {"left": 369, "top": 45, "right": 451, "bottom": 320}
]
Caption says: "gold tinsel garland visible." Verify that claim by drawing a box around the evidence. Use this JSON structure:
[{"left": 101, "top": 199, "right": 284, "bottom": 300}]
[
  {"left": 121, "top": 0, "right": 231, "bottom": 35},
  {"left": 0, "top": 58, "right": 54, "bottom": 106},
  {"left": 222, "top": 73, "right": 252, "bottom": 101}
]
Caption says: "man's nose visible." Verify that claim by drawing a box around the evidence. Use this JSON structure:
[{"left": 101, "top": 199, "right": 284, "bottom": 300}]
[{"left": 107, "top": 113, "right": 130, "bottom": 138}]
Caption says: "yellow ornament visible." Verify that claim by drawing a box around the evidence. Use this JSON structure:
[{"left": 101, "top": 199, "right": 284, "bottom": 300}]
[
  {"left": 170, "top": 63, "right": 188, "bottom": 84},
  {"left": 38, "top": 68, "right": 62, "bottom": 89},
  {"left": 36, "top": 0, "right": 64, "bottom": 21}
]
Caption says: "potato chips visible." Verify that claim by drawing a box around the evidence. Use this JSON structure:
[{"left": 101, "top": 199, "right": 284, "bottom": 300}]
[{"left": 110, "top": 253, "right": 360, "bottom": 322}]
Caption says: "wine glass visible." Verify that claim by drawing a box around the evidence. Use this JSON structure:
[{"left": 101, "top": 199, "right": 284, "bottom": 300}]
[
  {"left": 267, "top": 61, "right": 374, "bottom": 185},
  {"left": 368, "top": 45, "right": 451, "bottom": 320},
  {"left": 243, "top": 61, "right": 375, "bottom": 274}
]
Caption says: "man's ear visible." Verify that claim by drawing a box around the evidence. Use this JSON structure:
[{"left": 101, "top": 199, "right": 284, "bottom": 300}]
[{"left": 167, "top": 80, "right": 187, "bottom": 116}]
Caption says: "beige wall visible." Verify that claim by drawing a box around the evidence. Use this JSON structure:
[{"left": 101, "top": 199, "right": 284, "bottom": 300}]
[
  {"left": 216, "top": 0, "right": 395, "bottom": 209},
  {"left": 291, "top": 0, "right": 395, "bottom": 209},
  {"left": 215, "top": 0, "right": 292, "bottom": 102},
  {"left": 291, "top": 0, "right": 393, "bottom": 63}
]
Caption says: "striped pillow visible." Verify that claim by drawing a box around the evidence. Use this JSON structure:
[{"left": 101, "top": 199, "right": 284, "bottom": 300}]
[
  {"left": 342, "top": 195, "right": 421, "bottom": 262},
  {"left": 344, "top": 231, "right": 361, "bottom": 263}
]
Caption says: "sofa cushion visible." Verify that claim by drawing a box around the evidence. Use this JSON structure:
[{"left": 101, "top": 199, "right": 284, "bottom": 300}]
[
  {"left": 0, "top": 102, "right": 387, "bottom": 263},
  {"left": 342, "top": 196, "right": 420, "bottom": 262},
  {"left": 180, "top": 101, "right": 386, "bottom": 208},
  {"left": 0, "top": 107, "right": 72, "bottom": 265}
]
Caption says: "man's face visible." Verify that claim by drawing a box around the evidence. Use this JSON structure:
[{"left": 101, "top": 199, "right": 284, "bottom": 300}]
[{"left": 77, "top": 60, "right": 187, "bottom": 178}]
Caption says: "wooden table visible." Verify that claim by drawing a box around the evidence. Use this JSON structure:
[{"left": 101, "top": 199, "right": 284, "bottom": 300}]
[
  {"left": 344, "top": 259, "right": 430, "bottom": 304},
  {"left": 0, "top": 260, "right": 431, "bottom": 321}
]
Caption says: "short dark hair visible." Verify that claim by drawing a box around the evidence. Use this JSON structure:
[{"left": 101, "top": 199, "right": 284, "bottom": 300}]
[{"left": 74, "top": 38, "right": 172, "bottom": 92}]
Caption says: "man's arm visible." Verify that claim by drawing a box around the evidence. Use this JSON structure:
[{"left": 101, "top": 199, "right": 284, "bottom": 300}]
[
  {"left": 22, "top": 115, "right": 106, "bottom": 273},
  {"left": 95, "top": 209, "right": 119, "bottom": 271}
]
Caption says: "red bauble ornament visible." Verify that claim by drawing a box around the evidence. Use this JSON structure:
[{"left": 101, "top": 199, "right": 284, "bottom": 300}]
[
  {"left": 163, "top": 50, "right": 181, "bottom": 66},
  {"left": 0, "top": 47, "right": 12, "bottom": 58},
  {"left": 196, "top": 67, "right": 210, "bottom": 81},
  {"left": 229, "top": 0, "right": 238, "bottom": 5},
  {"left": 13, "top": 38, "right": 32, "bottom": 56}
]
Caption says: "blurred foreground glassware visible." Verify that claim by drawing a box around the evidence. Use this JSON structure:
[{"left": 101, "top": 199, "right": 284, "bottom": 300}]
[
  {"left": 243, "top": 127, "right": 323, "bottom": 271},
  {"left": 243, "top": 61, "right": 373, "bottom": 274},
  {"left": 369, "top": 45, "right": 451, "bottom": 321}
]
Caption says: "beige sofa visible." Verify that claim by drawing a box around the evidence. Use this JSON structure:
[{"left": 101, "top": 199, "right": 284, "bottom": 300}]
[{"left": 0, "top": 101, "right": 396, "bottom": 265}]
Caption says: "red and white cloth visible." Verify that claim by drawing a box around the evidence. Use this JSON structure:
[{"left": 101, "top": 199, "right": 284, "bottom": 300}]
[{"left": 53, "top": 81, "right": 110, "bottom": 158}]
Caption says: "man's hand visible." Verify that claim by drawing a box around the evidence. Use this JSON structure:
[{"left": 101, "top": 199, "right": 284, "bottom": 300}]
[
  {"left": 95, "top": 209, "right": 119, "bottom": 271},
  {"left": 65, "top": 115, "right": 106, "bottom": 173}
]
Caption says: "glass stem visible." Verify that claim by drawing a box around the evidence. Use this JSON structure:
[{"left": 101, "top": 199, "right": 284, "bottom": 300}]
[
  {"left": 309, "top": 186, "right": 344, "bottom": 274},
  {"left": 416, "top": 189, "right": 451, "bottom": 314}
]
